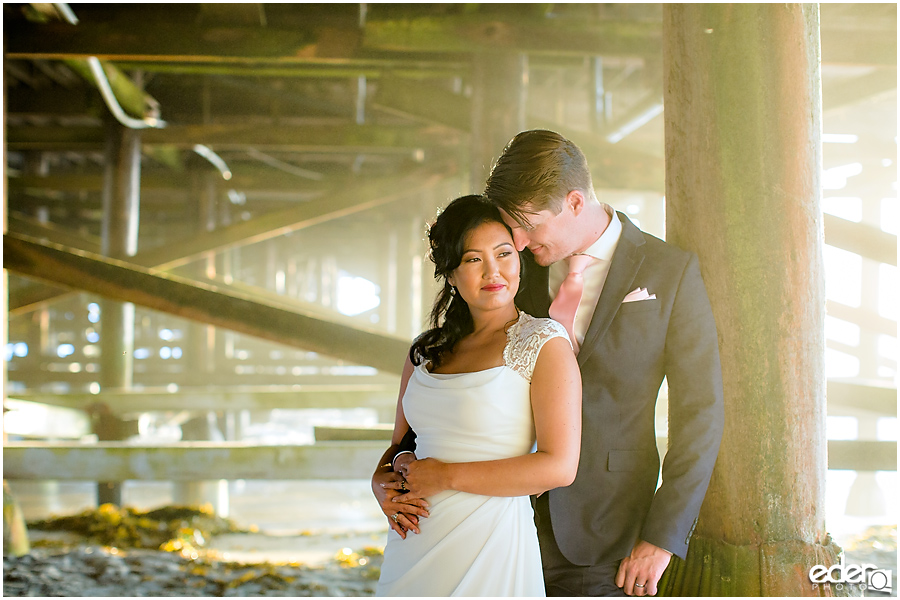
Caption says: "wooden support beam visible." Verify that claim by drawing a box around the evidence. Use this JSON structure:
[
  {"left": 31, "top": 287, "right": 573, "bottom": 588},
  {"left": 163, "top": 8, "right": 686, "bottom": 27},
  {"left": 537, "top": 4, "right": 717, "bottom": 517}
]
[
  {"left": 113, "top": 61, "right": 464, "bottom": 79},
  {"left": 1, "top": 441, "right": 386, "bottom": 480},
  {"left": 661, "top": 5, "right": 835, "bottom": 595},
  {"left": 2, "top": 233, "right": 412, "bottom": 373},
  {"left": 7, "top": 166, "right": 329, "bottom": 193},
  {"left": 3, "top": 16, "right": 660, "bottom": 63},
  {"left": 827, "top": 440, "right": 898, "bottom": 471},
  {"left": 314, "top": 425, "right": 393, "bottom": 441},
  {"left": 826, "top": 300, "right": 897, "bottom": 338},
  {"left": 7, "top": 212, "right": 102, "bottom": 253},
  {"left": 3, "top": 7, "right": 892, "bottom": 67},
  {"left": 6, "top": 168, "right": 452, "bottom": 312},
  {"left": 61, "top": 59, "right": 158, "bottom": 120},
  {"left": 5, "top": 123, "right": 459, "bottom": 151},
  {"left": 364, "top": 15, "right": 661, "bottom": 57},
  {"left": 823, "top": 213, "right": 897, "bottom": 266},
  {"left": 3, "top": 438, "right": 891, "bottom": 481},
  {"left": 39, "top": 377, "right": 876, "bottom": 423},
  {"left": 7, "top": 384, "right": 399, "bottom": 416},
  {"left": 128, "top": 168, "right": 450, "bottom": 271},
  {"left": 826, "top": 380, "right": 897, "bottom": 415},
  {"left": 7, "top": 279, "right": 70, "bottom": 313},
  {"left": 3, "top": 20, "right": 357, "bottom": 63}
]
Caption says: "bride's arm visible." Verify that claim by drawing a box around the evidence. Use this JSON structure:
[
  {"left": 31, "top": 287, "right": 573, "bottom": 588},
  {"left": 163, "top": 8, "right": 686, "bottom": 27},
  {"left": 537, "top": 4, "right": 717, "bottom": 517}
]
[
  {"left": 396, "top": 336, "right": 581, "bottom": 498},
  {"left": 371, "top": 356, "right": 429, "bottom": 537}
]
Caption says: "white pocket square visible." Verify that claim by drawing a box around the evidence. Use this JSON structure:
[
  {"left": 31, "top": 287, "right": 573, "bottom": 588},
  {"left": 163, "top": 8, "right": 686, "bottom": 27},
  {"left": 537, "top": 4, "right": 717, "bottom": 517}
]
[{"left": 622, "top": 287, "right": 656, "bottom": 303}]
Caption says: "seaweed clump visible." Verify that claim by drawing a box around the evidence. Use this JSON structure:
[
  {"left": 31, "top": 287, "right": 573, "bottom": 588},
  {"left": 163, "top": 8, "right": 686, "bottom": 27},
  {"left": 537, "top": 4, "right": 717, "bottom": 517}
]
[{"left": 28, "top": 503, "right": 252, "bottom": 558}]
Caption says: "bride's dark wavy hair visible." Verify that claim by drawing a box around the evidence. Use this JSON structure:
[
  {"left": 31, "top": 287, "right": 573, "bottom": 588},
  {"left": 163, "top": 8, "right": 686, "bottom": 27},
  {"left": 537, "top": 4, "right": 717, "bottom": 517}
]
[{"left": 409, "top": 194, "right": 521, "bottom": 368}]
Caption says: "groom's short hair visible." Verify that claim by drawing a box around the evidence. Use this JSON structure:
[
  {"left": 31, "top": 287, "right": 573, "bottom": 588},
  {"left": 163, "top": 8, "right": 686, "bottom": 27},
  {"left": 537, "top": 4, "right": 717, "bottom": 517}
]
[{"left": 484, "top": 129, "right": 594, "bottom": 226}]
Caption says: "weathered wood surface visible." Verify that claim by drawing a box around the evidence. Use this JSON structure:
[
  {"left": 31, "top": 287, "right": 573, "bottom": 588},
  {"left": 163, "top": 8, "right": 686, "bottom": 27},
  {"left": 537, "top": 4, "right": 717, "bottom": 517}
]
[
  {"left": 314, "top": 425, "right": 394, "bottom": 442},
  {"left": 4, "top": 7, "right": 892, "bottom": 66},
  {"left": 8, "top": 379, "right": 888, "bottom": 418},
  {"left": 826, "top": 440, "right": 897, "bottom": 472},
  {"left": 62, "top": 59, "right": 157, "bottom": 119},
  {"left": 2, "top": 233, "right": 412, "bottom": 374},
  {"left": 662, "top": 4, "right": 838, "bottom": 595},
  {"left": 3, "top": 15, "right": 661, "bottom": 62},
  {"left": 826, "top": 380, "right": 897, "bottom": 415},
  {"left": 2, "top": 438, "right": 892, "bottom": 483},
  {"left": 7, "top": 168, "right": 452, "bottom": 313},
  {"left": 5, "top": 123, "right": 462, "bottom": 151},
  {"left": 2, "top": 442, "right": 386, "bottom": 481}
]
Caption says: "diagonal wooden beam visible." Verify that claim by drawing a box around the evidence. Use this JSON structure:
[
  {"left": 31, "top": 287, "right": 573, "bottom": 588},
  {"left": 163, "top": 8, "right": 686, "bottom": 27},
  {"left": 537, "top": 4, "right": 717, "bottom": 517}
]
[
  {"left": 6, "top": 168, "right": 453, "bottom": 313},
  {"left": 2, "top": 233, "right": 411, "bottom": 374},
  {"left": 129, "top": 167, "right": 451, "bottom": 270},
  {"left": 62, "top": 59, "right": 158, "bottom": 120},
  {"left": 7, "top": 212, "right": 102, "bottom": 253}
]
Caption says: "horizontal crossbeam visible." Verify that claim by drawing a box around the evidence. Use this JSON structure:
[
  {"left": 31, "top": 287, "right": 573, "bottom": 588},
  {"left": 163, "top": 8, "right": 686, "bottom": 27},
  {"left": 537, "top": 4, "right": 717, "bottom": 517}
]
[
  {"left": 826, "top": 380, "right": 897, "bottom": 416},
  {"left": 5, "top": 123, "right": 460, "bottom": 151},
  {"left": 2, "top": 441, "right": 386, "bottom": 480},
  {"left": 3, "top": 438, "right": 893, "bottom": 484},
  {"left": 827, "top": 440, "right": 897, "bottom": 471},
  {"left": 6, "top": 383, "right": 399, "bottom": 417}
]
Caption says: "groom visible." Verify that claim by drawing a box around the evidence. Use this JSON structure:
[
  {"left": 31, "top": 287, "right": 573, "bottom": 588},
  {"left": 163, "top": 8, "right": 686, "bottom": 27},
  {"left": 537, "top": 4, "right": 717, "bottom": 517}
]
[{"left": 484, "top": 130, "right": 724, "bottom": 596}]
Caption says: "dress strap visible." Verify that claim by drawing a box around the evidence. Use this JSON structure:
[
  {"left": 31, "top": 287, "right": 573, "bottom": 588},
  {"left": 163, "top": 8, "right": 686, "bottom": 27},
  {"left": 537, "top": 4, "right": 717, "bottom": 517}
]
[{"left": 503, "top": 312, "right": 572, "bottom": 383}]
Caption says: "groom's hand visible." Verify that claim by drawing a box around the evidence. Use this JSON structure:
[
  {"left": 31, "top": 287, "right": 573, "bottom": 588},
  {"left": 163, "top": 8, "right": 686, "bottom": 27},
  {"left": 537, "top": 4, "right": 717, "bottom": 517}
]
[
  {"left": 372, "top": 468, "right": 429, "bottom": 538},
  {"left": 615, "top": 539, "right": 672, "bottom": 596}
]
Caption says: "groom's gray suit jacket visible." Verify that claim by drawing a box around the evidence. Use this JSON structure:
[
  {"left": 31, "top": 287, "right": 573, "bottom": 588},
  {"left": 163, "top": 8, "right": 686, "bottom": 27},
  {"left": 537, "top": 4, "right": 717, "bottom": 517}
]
[{"left": 518, "top": 212, "right": 724, "bottom": 566}]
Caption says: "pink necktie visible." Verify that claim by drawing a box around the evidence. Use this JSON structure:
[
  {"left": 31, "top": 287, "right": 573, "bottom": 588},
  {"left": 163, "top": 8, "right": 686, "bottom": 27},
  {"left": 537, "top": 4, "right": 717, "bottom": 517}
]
[{"left": 549, "top": 254, "right": 593, "bottom": 354}]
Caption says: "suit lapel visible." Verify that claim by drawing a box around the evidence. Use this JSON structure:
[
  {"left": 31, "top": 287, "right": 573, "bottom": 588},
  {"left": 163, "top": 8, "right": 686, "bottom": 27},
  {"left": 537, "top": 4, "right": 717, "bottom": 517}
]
[{"left": 577, "top": 212, "right": 645, "bottom": 366}]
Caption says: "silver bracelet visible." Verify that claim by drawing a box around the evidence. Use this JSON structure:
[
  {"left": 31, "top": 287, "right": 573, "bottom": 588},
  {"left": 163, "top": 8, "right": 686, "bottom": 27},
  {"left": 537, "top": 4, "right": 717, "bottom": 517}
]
[{"left": 391, "top": 450, "right": 415, "bottom": 470}]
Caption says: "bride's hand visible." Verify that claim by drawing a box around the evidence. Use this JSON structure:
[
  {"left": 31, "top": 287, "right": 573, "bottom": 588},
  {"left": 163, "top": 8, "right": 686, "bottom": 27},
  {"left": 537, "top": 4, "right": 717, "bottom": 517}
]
[
  {"left": 393, "top": 457, "right": 450, "bottom": 500},
  {"left": 374, "top": 469, "right": 430, "bottom": 538}
]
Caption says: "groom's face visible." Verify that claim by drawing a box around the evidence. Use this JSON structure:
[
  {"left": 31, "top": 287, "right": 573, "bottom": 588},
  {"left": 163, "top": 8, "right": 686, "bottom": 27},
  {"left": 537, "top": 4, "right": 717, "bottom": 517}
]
[{"left": 498, "top": 202, "right": 574, "bottom": 267}]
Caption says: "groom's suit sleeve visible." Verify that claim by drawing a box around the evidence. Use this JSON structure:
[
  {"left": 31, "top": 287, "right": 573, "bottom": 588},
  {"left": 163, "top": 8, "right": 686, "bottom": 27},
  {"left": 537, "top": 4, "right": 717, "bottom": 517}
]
[
  {"left": 640, "top": 252, "right": 724, "bottom": 558},
  {"left": 397, "top": 428, "right": 417, "bottom": 452}
]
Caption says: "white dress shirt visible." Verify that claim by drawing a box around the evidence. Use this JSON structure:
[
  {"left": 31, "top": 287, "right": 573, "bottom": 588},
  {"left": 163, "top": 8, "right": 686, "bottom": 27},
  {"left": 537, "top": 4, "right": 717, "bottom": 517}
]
[{"left": 549, "top": 204, "right": 623, "bottom": 347}]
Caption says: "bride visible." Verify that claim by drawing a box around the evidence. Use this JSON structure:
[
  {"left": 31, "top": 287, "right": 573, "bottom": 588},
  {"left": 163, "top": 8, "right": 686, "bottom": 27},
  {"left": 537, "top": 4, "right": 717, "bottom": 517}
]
[{"left": 371, "top": 195, "right": 582, "bottom": 596}]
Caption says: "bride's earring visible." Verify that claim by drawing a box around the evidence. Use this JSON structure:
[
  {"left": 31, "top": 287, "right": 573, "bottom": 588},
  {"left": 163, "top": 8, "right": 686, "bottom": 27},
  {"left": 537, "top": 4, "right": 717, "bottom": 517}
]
[{"left": 450, "top": 286, "right": 456, "bottom": 296}]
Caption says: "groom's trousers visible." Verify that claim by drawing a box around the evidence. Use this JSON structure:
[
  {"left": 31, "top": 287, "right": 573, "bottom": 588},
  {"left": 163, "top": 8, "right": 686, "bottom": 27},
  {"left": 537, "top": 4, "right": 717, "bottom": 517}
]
[{"left": 535, "top": 494, "right": 627, "bottom": 597}]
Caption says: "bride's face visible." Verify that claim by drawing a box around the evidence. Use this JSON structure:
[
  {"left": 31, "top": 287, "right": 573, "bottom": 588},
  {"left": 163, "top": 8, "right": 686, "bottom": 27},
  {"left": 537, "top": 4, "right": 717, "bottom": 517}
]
[{"left": 448, "top": 220, "right": 520, "bottom": 314}]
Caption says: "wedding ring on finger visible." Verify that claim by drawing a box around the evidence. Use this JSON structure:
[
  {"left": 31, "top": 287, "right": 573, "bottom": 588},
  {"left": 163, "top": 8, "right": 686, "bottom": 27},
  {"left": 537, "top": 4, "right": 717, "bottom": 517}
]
[
  {"left": 391, "top": 513, "right": 400, "bottom": 523},
  {"left": 400, "top": 480, "right": 408, "bottom": 492},
  {"left": 635, "top": 583, "right": 646, "bottom": 590}
]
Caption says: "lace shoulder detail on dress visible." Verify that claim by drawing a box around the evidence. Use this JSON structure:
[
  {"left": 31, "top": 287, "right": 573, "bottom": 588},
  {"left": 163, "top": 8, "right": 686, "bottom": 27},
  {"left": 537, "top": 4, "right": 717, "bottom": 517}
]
[{"left": 503, "top": 312, "right": 572, "bottom": 383}]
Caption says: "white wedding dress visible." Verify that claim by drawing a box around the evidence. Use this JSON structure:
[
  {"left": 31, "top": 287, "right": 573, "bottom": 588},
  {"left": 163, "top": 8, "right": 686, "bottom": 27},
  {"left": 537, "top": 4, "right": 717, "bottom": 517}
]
[{"left": 376, "top": 312, "right": 570, "bottom": 597}]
